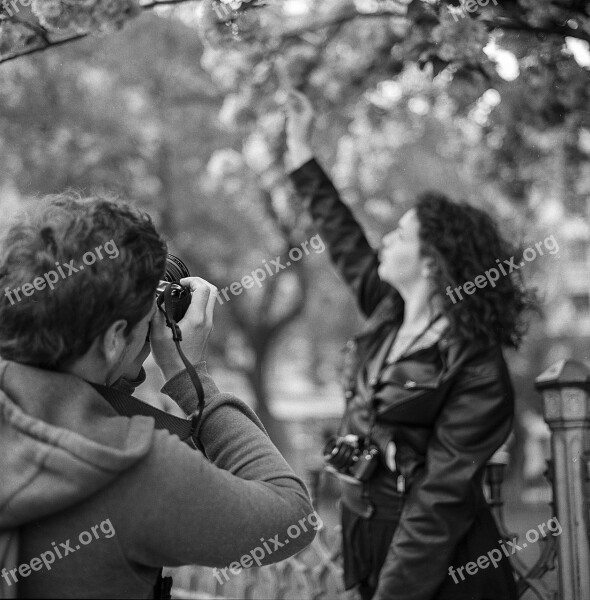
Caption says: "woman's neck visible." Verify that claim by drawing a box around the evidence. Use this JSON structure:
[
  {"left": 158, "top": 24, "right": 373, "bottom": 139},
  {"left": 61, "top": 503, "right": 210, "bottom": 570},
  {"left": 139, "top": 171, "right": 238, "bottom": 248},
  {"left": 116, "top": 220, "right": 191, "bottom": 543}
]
[{"left": 399, "top": 281, "right": 442, "bottom": 329}]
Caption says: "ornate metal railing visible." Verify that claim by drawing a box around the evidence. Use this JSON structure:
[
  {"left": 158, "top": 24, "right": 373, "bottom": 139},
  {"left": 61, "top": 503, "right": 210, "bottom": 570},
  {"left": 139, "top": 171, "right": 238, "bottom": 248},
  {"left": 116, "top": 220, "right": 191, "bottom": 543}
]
[
  {"left": 170, "top": 359, "right": 590, "bottom": 600},
  {"left": 535, "top": 360, "right": 590, "bottom": 600},
  {"left": 485, "top": 451, "right": 558, "bottom": 599},
  {"left": 169, "top": 523, "right": 355, "bottom": 600}
]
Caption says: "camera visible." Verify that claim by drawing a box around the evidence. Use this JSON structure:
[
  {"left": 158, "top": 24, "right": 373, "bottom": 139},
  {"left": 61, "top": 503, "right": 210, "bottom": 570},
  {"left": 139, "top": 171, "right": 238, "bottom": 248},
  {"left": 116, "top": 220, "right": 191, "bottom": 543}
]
[
  {"left": 156, "top": 254, "right": 192, "bottom": 323},
  {"left": 323, "top": 434, "right": 380, "bottom": 483}
]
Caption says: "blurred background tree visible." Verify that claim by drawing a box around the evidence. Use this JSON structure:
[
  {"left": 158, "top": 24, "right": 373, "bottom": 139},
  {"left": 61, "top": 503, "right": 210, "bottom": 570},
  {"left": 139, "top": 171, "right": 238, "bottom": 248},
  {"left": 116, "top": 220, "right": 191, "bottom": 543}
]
[{"left": 0, "top": 0, "right": 588, "bottom": 482}]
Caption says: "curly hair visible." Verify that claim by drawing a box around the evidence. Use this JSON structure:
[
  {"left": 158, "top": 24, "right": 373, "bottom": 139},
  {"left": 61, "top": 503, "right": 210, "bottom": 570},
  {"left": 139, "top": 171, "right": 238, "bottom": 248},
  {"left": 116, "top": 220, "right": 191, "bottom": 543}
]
[
  {"left": 0, "top": 192, "right": 167, "bottom": 369},
  {"left": 415, "top": 192, "right": 535, "bottom": 349}
]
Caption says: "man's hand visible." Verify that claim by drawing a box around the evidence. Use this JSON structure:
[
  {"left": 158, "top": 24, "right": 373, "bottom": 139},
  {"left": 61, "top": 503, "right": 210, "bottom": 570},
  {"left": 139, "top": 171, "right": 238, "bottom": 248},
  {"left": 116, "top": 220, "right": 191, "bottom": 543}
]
[
  {"left": 150, "top": 277, "right": 217, "bottom": 381},
  {"left": 285, "top": 90, "right": 315, "bottom": 170}
]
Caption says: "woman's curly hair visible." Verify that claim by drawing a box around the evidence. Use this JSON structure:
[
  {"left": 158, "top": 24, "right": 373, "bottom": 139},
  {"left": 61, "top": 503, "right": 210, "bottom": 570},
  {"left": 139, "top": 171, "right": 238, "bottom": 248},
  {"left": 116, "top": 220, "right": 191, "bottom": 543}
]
[{"left": 415, "top": 192, "right": 537, "bottom": 349}]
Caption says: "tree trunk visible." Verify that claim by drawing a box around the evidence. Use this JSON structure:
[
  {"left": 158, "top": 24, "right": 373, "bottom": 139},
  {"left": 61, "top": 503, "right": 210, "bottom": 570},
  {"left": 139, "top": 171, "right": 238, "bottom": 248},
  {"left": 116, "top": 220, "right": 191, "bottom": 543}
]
[{"left": 246, "top": 341, "right": 294, "bottom": 464}]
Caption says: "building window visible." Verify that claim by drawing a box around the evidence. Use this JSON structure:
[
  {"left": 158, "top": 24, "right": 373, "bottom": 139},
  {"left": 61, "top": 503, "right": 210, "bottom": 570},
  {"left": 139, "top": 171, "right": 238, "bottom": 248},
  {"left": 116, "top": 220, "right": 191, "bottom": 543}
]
[{"left": 571, "top": 293, "right": 590, "bottom": 313}]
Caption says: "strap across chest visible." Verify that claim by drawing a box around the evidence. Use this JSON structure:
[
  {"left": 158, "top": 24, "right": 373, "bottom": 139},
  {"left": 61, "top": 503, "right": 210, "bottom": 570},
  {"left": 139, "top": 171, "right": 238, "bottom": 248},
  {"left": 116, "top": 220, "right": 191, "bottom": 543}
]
[{"left": 366, "top": 314, "right": 444, "bottom": 387}]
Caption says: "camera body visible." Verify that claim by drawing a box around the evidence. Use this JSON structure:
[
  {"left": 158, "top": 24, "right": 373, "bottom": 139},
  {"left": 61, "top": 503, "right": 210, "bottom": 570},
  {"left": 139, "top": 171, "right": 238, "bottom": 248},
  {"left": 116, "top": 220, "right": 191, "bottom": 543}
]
[
  {"left": 323, "top": 434, "right": 380, "bottom": 483},
  {"left": 156, "top": 254, "right": 191, "bottom": 323}
]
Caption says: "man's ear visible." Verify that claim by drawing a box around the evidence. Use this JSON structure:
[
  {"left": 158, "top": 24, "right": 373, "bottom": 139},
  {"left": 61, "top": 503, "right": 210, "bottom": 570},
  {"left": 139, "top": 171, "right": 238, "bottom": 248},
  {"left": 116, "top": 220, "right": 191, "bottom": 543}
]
[{"left": 100, "top": 319, "right": 129, "bottom": 365}]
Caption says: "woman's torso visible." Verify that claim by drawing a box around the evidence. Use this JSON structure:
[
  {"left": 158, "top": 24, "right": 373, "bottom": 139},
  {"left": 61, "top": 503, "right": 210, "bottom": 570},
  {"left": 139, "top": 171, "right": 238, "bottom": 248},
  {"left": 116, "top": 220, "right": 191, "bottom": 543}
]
[{"left": 336, "top": 298, "right": 510, "bottom": 517}]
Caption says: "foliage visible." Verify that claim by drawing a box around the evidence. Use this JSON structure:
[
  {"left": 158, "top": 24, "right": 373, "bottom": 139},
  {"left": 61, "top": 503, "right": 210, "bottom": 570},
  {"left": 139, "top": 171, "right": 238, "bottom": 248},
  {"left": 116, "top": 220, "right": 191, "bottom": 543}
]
[{"left": 2, "top": 1, "right": 590, "bottom": 208}]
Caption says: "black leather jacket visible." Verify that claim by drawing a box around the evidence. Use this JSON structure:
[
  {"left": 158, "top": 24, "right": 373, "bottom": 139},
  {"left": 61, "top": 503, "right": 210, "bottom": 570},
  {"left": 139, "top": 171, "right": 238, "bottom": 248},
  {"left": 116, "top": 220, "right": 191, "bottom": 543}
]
[{"left": 290, "top": 159, "right": 515, "bottom": 600}]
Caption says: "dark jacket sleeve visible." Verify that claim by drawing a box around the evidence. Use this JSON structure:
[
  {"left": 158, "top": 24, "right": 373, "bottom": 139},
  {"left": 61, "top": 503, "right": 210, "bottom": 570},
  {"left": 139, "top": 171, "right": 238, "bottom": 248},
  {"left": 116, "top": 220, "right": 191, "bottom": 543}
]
[
  {"left": 374, "top": 360, "right": 514, "bottom": 600},
  {"left": 289, "top": 159, "right": 400, "bottom": 318}
]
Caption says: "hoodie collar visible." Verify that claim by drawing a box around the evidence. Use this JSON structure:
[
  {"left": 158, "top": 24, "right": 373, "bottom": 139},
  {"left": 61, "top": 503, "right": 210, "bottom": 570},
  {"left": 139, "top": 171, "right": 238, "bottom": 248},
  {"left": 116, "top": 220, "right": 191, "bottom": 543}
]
[{"left": 0, "top": 358, "right": 154, "bottom": 528}]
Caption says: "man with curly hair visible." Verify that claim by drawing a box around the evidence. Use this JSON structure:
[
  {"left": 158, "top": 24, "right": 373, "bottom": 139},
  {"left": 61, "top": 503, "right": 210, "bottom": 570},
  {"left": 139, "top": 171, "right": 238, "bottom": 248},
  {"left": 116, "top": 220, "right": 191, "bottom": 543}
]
[{"left": 0, "top": 193, "right": 315, "bottom": 598}]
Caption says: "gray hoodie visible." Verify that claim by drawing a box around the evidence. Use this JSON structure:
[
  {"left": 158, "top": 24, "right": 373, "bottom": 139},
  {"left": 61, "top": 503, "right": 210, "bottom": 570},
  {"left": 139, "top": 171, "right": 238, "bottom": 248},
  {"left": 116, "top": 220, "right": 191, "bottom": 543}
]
[{"left": 0, "top": 358, "right": 315, "bottom": 598}]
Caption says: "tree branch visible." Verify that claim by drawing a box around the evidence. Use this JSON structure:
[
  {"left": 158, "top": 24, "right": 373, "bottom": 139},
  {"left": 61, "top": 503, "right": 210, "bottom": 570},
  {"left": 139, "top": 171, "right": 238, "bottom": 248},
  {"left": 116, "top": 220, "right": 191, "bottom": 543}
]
[
  {"left": 0, "top": 0, "right": 203, "bottom": 65},
  {"left": 280, "top": 4, "right": 590, "bottom": 46},
  {"left": 169, "top": 91, "right": 224, "bottom": 106},
  {"left": 7, "top": 15, "right": 49, "bottom": 43},
  {"left": 267, "top": 258, "right": 309, "bottom": 337},
  {"left": 2, "top": 0, "right": 588, "bottom": 66},
  {"left": 280, "top": 7, "right": 406, "bottom": 41},
  {"left": 0, "top": 32, "right": 90, "bottom": 65},
  {"left": 140, "top": 0, "right": 202, "bottom": 9},
  {"left": 481, "top": 17, "right": 590, "bottom": 45}
]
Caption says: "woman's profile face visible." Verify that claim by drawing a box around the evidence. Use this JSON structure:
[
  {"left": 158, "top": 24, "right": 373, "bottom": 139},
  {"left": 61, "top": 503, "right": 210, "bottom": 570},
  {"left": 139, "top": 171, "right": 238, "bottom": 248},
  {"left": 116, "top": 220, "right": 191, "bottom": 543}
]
[{"left": 378, "top": 208, "right": 428, "bottom": 289}]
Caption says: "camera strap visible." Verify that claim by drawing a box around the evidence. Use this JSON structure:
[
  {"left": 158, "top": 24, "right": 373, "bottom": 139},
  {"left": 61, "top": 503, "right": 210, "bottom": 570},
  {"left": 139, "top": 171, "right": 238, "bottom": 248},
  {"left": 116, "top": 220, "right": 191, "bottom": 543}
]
[
  {"left": 158, "top": 284, "right": 206, "bottom": 442},
  {"left": 89, "top": 382, "right": 203, "bottom": 451},
  {"left": 371, "top": 314, "right": 444, "bottom": 386},
  {"left": 367, "top": 313, "right": 444, "bottom": 424}
]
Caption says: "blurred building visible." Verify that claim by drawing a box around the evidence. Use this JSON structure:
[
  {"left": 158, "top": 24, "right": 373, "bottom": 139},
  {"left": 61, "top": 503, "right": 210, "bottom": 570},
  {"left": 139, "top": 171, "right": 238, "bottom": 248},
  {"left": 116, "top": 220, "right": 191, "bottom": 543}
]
[{"left": 542, "top": 213, "right": 590, "bottom": 338}]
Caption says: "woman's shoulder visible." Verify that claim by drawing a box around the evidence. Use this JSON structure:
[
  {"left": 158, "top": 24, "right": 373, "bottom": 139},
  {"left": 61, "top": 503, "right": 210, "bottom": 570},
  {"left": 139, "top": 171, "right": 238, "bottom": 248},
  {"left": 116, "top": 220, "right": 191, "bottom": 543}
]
[{"left": 444, "top": 334, "right": 511, "bottom": 385}]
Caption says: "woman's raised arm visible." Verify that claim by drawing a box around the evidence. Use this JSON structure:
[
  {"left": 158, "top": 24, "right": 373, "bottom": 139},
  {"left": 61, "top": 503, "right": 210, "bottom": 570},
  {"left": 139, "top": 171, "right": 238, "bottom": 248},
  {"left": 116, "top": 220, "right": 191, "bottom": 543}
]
[{"left": 286, "top": 92, "right": 398, "bottom": 318}]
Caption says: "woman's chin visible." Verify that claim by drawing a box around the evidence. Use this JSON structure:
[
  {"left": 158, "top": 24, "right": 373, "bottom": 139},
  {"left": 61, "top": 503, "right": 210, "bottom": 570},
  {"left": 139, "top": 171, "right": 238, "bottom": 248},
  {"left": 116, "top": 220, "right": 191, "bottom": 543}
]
[{"left": 377, "top": 264, "right": 394, "bottom": 286}]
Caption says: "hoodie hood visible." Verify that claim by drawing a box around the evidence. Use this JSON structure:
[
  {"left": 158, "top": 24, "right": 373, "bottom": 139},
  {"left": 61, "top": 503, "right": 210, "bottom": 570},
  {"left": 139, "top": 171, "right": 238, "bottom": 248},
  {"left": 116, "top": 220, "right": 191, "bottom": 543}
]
[{"left": 0, "top": 359, "right": 154, "bottom": 529}]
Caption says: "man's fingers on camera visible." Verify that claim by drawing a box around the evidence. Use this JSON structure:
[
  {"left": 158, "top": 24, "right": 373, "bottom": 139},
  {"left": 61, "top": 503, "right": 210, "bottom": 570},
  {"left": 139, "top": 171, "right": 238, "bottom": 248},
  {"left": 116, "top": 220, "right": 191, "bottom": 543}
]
[
  {"left": 180, "top": 277, "right": 217, "bottom": 325},
  {"left": 204, "top": 282, "right": 217, "bottom": 325},
  {"left": 150, "top": 306, "right": 171, "bottom": 340},
  {"left": 180, "top": 276, "right": 216, "bottom": 293}
]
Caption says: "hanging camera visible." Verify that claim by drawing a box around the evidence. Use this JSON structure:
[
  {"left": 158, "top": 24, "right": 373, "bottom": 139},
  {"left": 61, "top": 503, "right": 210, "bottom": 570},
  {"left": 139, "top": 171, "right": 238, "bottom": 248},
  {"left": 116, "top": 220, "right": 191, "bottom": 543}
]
[{"left": 323, "top": 434, "right": 381, "bottom": 483}]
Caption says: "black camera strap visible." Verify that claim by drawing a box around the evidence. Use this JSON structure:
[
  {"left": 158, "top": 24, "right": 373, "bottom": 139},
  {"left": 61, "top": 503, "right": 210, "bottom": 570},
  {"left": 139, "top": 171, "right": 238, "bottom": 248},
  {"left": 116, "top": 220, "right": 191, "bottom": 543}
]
[
  {"left": 369, "top": 313, "right": 444, "bottom": 390},
  {"left": 90, "top": 382, "right": 202, "bottom": 450},
  {"left": 157, "top": 284, "right": 206, "bottom": 442},
  {"left": 367, "top": 313, "right": 444, "bottom": 427}
]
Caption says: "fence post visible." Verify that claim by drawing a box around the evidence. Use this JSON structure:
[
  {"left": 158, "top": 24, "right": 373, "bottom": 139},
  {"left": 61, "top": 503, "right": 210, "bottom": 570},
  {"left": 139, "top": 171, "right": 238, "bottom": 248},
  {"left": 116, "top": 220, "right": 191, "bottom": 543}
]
[{"left": 535, "top": 359, "right": 590, "bottom": 600}]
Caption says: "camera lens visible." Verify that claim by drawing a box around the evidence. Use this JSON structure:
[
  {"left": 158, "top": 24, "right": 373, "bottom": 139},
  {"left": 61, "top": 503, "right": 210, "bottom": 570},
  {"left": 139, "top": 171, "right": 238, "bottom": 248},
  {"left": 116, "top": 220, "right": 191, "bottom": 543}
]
[
  {"left": 163, "top": 254, "right": 190, "bottom": 283},
  {"left": 156, "top": 254, "right": 192, "bottom": 323}
]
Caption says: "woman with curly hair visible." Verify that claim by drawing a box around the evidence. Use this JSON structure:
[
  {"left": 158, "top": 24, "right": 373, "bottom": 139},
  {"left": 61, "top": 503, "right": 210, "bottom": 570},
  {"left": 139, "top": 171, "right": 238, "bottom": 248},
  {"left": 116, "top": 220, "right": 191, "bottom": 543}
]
[{"left": 285, "top": 92, "right": 533, "bottom": 600}]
